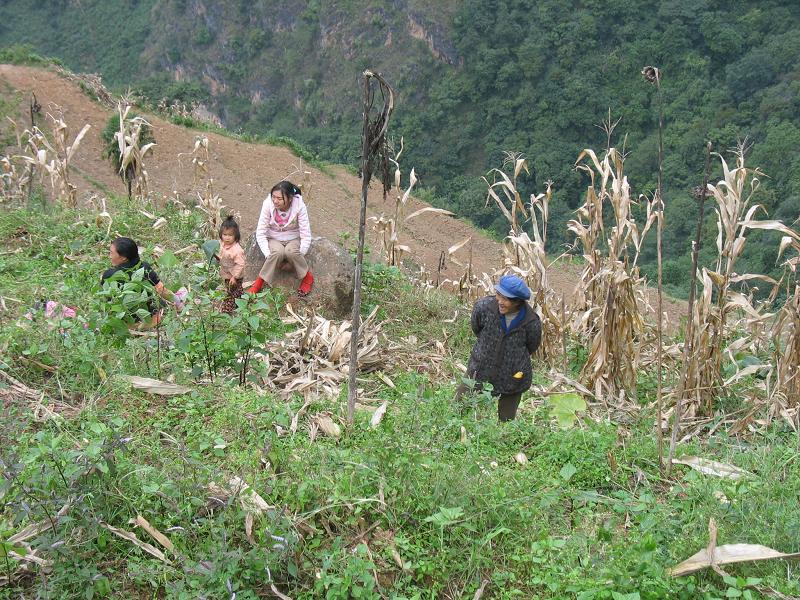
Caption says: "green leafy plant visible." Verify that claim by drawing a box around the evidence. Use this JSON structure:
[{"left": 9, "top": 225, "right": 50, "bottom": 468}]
[{"left": 546, "top": 391, "right": 587, "bottom": 429}]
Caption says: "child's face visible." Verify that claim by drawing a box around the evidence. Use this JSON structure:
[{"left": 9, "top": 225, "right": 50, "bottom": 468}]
[{"left": 221, "top": 230, "right": 236, "bottom": 245}]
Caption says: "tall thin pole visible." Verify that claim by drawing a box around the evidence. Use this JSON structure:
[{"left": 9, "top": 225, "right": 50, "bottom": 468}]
[
  {"left": 347, "top": 71, "right": 394, "bottom": 424},
  {"left": 666, "top": 141, "right": 713, "bottom": 476},
  {"left": 654, "top": 69, "right": 665, "bottom": 472}
]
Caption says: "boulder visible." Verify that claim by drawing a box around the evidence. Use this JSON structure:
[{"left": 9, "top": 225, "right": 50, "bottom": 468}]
[{"left": 244, "top": 235, "right": 355, "bottom": 317}]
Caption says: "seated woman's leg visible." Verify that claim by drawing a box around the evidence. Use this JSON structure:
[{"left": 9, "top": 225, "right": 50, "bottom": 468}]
[
  {"left": 285, "top": 239, "right": 314, "bottom": 296},
  {"left": 284, "top": 239, "right": 308, "bottom": 279},
  {"left": 258, "top": 239, "right": 289, "bottom": 285}
]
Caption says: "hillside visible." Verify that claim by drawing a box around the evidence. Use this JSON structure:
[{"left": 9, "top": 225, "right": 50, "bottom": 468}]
[
  {"left": 0, "top": 64, "right": 492, "bottom": 277},
  {"left": 2, "top": 56, "right": 800, "bottom": 600},
  {"left": 2, "top": 1, "right": 799, "bottom": 298},
  {"left": 0, "top": 64, "right": 691, "bottom": 325}
]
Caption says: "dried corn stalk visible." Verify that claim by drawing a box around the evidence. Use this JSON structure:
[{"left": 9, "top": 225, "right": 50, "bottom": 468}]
[
  {"left": 483, "top": 151, "right": 529, "bottom": 237},
  {"left": 4, "top": 110, "right": 89, "bottom": 207},
  {"left": 40, "top": 108, "right": 91, "bottom": 207},
  {"left": 569, "top": 148, "right": 656, "bottom": 402},
  {"left": 371, "top": 138, "right": 419, "bottom": 266},
  {"left": 56, "top": 67, "right": 116, "bottom": 107},
  {"left": 483, "top": 154, "right": 567, "bottom": 365},
  {"left": 283, "top": 160, "right": 314, "bottom": 205},
  {"left": 680, "top": 152, "right": 778, "bottom": 415},
  {"left": 0, "top": 155, "right": 27, "bottom": 203},
  {"left": 190, "top": 134, "right": 209, "bottom": 184},
  {"left": 196, "top": 179, "right": 231, "bottom": 237},
  {"left": 769, "top": 229, "right": 800, "bottom": 406},
  {"left": 157, "top": 98, "right": 224, "bottom": 128},
  {"left": 113, "top": 101, "right": 156, "bottom": 201},
  {"left": 773, "top": 286, "right": 800, "bottom": 405},
  {"left": 441, "top": 236, "right": 480, "bottom": 302}
]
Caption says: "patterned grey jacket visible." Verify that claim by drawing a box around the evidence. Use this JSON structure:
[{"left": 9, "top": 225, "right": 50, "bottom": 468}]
[{"left": 466, "top": 296, "right": 542, "bottom": 395}]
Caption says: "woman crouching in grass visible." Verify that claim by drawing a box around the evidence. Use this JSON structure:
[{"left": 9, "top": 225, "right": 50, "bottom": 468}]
[
  {"left": 456, "top": 274, "right": 542, "bottom": 421},
  {"left": 101, "top": 237, "right": 181, "bottom": 327}
]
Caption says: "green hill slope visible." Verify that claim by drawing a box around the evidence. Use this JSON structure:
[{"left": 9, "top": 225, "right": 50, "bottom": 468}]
[{"left": 3, "top": 0, "right": 800, "bottom": 295}]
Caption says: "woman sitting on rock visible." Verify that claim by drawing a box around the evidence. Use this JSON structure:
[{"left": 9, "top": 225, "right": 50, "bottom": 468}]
[{"left": 248, "top": 180, "right": 314, "bottom": 297}]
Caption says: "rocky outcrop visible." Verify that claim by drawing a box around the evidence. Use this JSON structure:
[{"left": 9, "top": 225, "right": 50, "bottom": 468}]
[
  {"left": 244, "top": 235, "right": 355, "bottom": 318},
  {"left": 407, "top": 12, "right": 460, "bottom": 66}
]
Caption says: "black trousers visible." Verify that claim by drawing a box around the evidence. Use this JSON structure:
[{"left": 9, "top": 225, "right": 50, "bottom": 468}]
[{"left": 455, "top": 382, "right": 523, "bottom": 422}]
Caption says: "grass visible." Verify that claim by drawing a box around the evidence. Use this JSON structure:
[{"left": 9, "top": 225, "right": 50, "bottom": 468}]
[
  {"left": 0, "top": 44, "right": 55, "bottom": 68},
  {"left": 1, "top": 198, "right": 800, "bottom": 599}
]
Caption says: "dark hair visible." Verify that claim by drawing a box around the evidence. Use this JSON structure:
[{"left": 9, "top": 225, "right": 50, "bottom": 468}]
[
  {"left": 270, "top": 180, "right": 301, "bottom": 202},
  {"left": 219, "top": 215, "right": 241, "bottom": 242},
  {"left": 112, "top": 237, "right": 140, "bottom": 263}
]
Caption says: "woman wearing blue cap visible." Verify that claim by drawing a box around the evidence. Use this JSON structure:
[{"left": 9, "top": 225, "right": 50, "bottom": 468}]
[{"left": 457, "top": 274, "right": 542, "bottom": 421}]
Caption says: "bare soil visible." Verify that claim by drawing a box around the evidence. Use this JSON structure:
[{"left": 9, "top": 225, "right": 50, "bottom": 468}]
[{"left": 0, "top": 64, "right": 686, "bottom": 329}]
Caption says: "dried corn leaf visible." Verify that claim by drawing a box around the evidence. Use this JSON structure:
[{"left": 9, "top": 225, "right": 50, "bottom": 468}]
[
  {"left": 290, "top": 397, "right": 314, "bottom": 434},
  {"left": 315, "top": 413, "right": 341, "bottom": 439},
  {"left": 124, "top": 376, "right": 191, "bottom": 396},
  {"left": 101, "top": 522, "right": 172, "bottom": 564},
  {"left": 370, "top": 402, "right": 388, "bottom": 428},
  {"left": 405, "top": 206, "right": 455, "bottom": 221},
  {"left": 377, "top": 373, "right": 395, "bottom": 389},
  {"left": 7, "top": 504, "right": 70, "bottom": 544},
  {"left": 672, "top": 456, "right": 752, "bottom": 480},
  {"left": 130, "top": 515, "right": 174, "bottom": 552},
  {"left": 245, "top": 512, "right": 256, "bottom": 545},
  {"left": 447, "top": 237, "right": 471, "bottom": 257},
  {"left": 670, "top": 544, "right": 800, "bottom": 577}
]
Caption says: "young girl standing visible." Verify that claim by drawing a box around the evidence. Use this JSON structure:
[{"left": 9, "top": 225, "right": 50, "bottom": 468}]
[{"left": 217, "top": 216, "right": 246, "bottom": 314}]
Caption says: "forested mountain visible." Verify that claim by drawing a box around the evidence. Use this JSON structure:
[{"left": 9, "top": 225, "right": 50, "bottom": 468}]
[{"left": 2, "top": 0, "right": 799, "bottom": 295}]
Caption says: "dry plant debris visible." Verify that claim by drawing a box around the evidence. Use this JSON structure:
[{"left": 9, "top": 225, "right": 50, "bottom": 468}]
[
  {"left": 100, "top": 522, "right": 172, "bottom": 564},
  {"left": 129, "top": 515, "right": 175, "bottom": 553},
  {"left": 56, "top": 67, "right": 116, "bottom": 107},
  {"left": 0, "top": 370, "right": 80, "bottom": 420},
  {"left": 671, "top": 456, "right": 752, "bottom": 480},
  {"left": 670, "top": 518, "right": 800, "bottom": 578},
  {"left": 259, "top": 305, "right": 385, "bottom": 398},
  {"left": 123, "top": 375, "right": 191, "bottom": 397}
]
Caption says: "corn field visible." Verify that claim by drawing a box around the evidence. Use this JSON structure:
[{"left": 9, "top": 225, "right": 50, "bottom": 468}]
[
  {"left": 0, "top": 107, "right": 89, "bottom": 207},
  {"left": 372, "top": 139, "right": 453, "bottom": 267},
  {"left": 1, "top": 82, "right": 797, "bottom": 426}
]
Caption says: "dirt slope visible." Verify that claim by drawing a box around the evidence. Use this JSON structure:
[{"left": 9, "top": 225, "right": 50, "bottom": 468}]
[{"left": 0, "top": 64, "right": 685, "bottom": 327}]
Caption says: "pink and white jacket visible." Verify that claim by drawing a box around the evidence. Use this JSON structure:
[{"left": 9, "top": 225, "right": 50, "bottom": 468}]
[{"left": 255, "top": 194, "right": 312, "bottom": 257}]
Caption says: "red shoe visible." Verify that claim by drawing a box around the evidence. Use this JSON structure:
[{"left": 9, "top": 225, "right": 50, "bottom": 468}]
[
  {"left": 298, "top": 271, "right": 314, "bottom": 297},
  {"left": 248, "top": 277, "right": 265, "bottom": 294}
]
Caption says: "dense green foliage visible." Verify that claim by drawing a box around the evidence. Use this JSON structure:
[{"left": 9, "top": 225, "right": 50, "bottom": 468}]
[
  {"left": 2, "top": 1, "right": 800, "bottom": 294},
  {"left": 0, "top": 2, "right": 154, "bottom": 84},
  {"left": 2, "top": 198, "right": 800, "bottom": 598}
]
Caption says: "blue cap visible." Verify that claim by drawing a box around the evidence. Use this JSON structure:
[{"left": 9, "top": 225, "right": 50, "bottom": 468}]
[{"left": 494, "top": 275, "right": 531, "bottom": 300}]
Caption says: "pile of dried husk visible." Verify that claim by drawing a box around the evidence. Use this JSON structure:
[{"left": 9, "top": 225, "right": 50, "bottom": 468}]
[{"left": 258, "top": 306, "right": 384, "bottom": 397}]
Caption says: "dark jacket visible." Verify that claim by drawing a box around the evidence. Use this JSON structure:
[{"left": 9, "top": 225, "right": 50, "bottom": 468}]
[
  {"left": 101, "top": 259, "right": 160, "bottom": 287},
  {"left": 101, "top": 259, "right": 163, "bottom": 317},
  {"left": 467, "top": 296, "right": 542, "bottom": 395}
]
